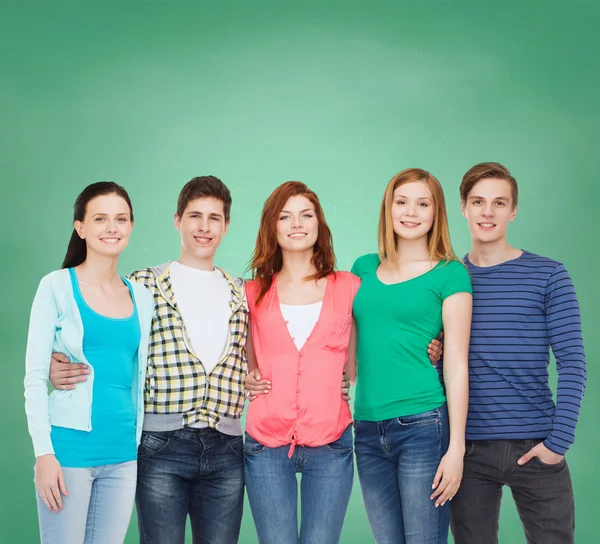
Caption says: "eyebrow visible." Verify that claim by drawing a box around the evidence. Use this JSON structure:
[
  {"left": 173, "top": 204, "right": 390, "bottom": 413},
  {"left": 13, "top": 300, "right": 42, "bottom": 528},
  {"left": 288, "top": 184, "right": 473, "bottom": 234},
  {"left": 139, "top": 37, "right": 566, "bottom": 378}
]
[
  {"left": 469, "top": 195, "right": 509, "bottom": 201},
  {"left": 187, "top": 210, "right": 223, "bottom": 217},
  {"left": 280, "top": 208, "right": 314, "bottom": 214},
  {"left": 91, "top": 212, "right": 129, "bottom": 216},
  {"left": 394, "top": 195, "right": 432, "bottom": 200}
]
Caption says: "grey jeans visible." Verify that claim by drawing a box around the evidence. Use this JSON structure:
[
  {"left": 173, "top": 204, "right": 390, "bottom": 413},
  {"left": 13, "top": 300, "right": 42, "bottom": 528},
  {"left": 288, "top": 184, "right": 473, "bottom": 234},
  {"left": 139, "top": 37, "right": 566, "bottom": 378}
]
[{"left": 450, "top": 439, "right": 574, "bottom": 544}]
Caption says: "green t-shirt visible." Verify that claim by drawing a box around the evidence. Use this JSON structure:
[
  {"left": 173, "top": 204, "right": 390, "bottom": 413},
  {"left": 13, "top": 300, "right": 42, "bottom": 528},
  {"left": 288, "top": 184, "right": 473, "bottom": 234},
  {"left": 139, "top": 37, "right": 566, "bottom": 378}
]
[{"left": 351, "top": 254, "right": 472, "bottom": 421}]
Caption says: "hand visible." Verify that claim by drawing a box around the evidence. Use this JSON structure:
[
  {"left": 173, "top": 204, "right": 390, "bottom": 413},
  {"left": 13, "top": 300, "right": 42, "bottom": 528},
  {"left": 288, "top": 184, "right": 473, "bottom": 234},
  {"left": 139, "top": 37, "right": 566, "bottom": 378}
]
[
  {"left": 35, "top": 454, "right": 68, "bottom": 514},
  {"left": 428, "top": 332, "right": 444, "bottom": 365},
  {"left": 50, "top": 352, "right": 89, "bottom": 390},
  {"left": 430, "top": 446, "right": 463, "bottom": 507},
  {"left": 341, "top": 372, "right": 351, "bottom": 401},
  {"left": 245, "top": 369, "right": 271, "bottom": 401},
  {"left": 518, "top": 442, "right": 564, "bottom": 466}
]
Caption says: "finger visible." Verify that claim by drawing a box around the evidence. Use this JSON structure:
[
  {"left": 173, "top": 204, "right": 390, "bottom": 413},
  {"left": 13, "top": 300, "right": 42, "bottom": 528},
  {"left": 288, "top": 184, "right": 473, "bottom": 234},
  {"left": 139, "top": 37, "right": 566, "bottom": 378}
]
[
  {"left": 438, "top": 331, "right": 444, "bottom": 340},
  {"left": 57, "top": 366, "right": 90, "bottom": 377},
  {"left": 431, "top": 466, "right": 443, "bottom": 491},
  {"left": 437, "top": 485, "right": 456, "bottom": 506},
  {"left": 518, "top": 450, "right": 534, "bottom": 465},
  {"left": 39, "top": 492, "right": 53, "bottom": 512},
  {"left": 252, "top": 369, "right": 262, "bottom": 381},
  {"left": 44, "top": 487, "right": 59, "bottom": 513},
  {"left": 246, "top": 383, "right": 270, "bottom": 393},
  {"left": 50, "top": 484, "right": 63, "bottom": 511},
  {"left": 342, "top": 394, "right": 351, "bottom": 401},
  {"left": 431, "top": 479, "right": 450, "bottom": 503},
  {"left": 58, "top": 470, "right": 68, "bottom": 497},
  {"left": 51, "top": 352, "right": 71, "bottom": 363}
]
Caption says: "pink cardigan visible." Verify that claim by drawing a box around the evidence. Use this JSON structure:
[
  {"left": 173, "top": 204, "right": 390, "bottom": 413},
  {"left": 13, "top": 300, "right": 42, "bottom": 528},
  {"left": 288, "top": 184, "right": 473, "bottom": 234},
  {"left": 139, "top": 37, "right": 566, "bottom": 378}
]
[{"left": 245, "top": 271, "right": 360, "bottom": 456}]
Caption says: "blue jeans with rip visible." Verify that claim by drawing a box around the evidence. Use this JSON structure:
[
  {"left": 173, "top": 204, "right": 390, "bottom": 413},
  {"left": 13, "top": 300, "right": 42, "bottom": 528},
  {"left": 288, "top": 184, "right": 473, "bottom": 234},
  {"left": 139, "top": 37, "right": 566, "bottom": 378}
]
[
  {"left": 244, "top": 425, "right": 354, "bottom": 544},
  {"left": 135, "top": 428, "right": 244, "bottom": 544},
  {"left": 36, "top": 460, "right": 137, "bottom": 544},
  {"left": 354, "top": 404, "right": 450, "bottom": 544}
]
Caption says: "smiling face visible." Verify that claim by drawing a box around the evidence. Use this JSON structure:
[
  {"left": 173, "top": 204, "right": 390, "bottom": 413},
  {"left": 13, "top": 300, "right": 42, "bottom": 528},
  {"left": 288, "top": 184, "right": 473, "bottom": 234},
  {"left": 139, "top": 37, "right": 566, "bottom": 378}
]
[
  {"left": 74, "top": 193, "right": 133, "bottom": 258},
  {"left": 390, "top": 181, "right": 436, "bottom": 243},
  {"left": 461, "top": 177, "right": 517, "bottom": 244},
  {"left": 175, "top": 197, "right": 229, "bottom": 267},
  {"left": 276, "top": 195, "right": 319, "bottom": 253}
]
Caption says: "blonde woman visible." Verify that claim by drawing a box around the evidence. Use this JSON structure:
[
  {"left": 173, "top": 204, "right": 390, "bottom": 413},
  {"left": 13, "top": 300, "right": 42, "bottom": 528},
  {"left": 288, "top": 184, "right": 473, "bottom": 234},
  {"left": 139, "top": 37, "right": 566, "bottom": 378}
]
[{"left": 351, "top": 169, "right": 472, "bottom": 544}]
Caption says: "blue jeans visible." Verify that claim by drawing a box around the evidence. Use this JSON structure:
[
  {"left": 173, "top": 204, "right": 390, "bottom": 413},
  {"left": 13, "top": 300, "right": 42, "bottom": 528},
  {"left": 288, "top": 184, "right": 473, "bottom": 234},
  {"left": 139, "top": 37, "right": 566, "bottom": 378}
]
[
  {"left": 244, "top": 426, "right": 354, "bottom": 544},
  {"left": 354, "top": 404, "right": 450, "bottom": 544},
  {"left": 135, "top": 428, "right": 244, "bottom": 544},
  {"left": 36, "top": 460, "right": 137, "bottom": 544}
]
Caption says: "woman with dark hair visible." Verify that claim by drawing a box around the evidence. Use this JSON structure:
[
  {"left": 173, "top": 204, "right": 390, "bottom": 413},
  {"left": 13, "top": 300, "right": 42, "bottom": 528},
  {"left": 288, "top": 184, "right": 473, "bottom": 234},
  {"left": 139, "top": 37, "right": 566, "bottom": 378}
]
[{"left": 24, "top": 182, "right": 153, "bottom": 544}]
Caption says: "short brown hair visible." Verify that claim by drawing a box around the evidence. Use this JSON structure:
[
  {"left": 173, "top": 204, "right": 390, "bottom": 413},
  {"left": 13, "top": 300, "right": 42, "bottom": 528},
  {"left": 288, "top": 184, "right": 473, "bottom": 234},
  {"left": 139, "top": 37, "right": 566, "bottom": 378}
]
[
  {"left": 250, "top": 181, "right": 336, "bottom": 304},
  {"left": 460, "top": 162, "right": 518, "bottom": 207},
  {"left": 176, "top": 175, "right": 232, "bottom": 221}
]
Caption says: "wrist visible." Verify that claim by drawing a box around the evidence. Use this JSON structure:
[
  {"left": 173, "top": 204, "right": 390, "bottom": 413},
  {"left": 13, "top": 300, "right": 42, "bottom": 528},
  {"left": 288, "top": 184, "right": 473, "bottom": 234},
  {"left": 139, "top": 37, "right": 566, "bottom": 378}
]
[{"left": 447, "top": 441, "right": 466, "bottom": 455}]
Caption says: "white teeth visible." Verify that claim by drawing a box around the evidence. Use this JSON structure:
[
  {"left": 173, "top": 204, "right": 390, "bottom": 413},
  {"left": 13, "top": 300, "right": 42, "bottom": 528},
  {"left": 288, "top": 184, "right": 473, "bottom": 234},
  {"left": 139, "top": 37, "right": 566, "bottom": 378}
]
[
  {"left": 479, "top": 223, "right": 495, "bottom": 227},
  {"left": 289, "top": 233, "right": 306, "bottom": 238},
  {"left": 101, "top": 238, "right": 119, "bottom": 242}
]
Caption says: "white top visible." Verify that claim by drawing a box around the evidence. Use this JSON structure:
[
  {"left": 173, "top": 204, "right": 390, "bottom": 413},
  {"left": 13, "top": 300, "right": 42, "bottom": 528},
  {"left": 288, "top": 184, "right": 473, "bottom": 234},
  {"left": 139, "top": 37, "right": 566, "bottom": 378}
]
[
  {"left": 280, "top": 302, "right": 323, "bottom": 350},
  {"left": 170, "top": 261, "right": 231, "bottom": 375}
]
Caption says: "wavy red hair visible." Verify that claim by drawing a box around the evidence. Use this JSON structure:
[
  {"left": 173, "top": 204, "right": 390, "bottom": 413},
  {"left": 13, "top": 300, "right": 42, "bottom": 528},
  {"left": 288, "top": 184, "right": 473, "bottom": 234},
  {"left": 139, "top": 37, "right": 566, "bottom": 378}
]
[{"left": 250, "top": 181, "right": 336, "bottom": 304}]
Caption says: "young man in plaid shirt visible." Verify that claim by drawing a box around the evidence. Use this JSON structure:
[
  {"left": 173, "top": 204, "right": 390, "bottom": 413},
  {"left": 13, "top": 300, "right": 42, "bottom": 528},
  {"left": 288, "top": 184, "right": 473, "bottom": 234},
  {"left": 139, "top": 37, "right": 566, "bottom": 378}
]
[{"left": 50, "top": 176, "right": 249, "bottom": 543}]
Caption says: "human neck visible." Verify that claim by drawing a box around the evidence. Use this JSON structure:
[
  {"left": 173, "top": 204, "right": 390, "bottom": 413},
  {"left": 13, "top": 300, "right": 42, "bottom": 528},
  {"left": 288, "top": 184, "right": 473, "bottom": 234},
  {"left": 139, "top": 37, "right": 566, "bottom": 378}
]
[
  {"left": 177, "top": 251, "right": 215, "bottom": 271},
  {"left": 278, "top": 250, "right": 317, "bottom": 283},
  {"left": 468, "top": 239, "right": 522, "bottom": 267},
  {"left": 392, "top": 236, "right": 430, "bottom": 264},
  {"left": 76, "top": 253, "right": 120, "bottom": 287}
]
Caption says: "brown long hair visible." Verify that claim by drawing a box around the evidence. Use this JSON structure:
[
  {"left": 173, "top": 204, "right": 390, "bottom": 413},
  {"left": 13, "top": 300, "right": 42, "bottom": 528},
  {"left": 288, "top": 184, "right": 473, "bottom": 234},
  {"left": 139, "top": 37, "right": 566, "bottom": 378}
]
[
  {"left": 378, "top": 168, "right": 457, "bottom": 264},
  {"left": 250, "top": 181, "right": 336, "bottom": 304}
]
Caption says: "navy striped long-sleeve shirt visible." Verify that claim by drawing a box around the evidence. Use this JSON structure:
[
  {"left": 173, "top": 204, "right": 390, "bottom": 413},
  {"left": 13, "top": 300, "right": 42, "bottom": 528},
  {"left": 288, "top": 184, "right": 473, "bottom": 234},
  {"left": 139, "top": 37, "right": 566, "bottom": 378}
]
[{"left": 463, "top": 251, "right": 586, "bottom": 455}]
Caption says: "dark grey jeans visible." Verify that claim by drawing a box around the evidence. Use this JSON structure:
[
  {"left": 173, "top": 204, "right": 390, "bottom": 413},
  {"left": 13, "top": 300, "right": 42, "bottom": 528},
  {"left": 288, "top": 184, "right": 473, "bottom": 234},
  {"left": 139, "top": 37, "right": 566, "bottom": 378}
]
[{"left": 450, "top": 439, "right": 574, "bottom": 544}]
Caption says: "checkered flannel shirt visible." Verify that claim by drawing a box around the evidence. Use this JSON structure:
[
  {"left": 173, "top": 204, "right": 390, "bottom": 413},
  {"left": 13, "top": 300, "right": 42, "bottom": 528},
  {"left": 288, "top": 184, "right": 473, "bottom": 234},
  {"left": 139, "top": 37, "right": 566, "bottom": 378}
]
[{"left": 128, "top": 262, "right": 248, "bottom": 428}]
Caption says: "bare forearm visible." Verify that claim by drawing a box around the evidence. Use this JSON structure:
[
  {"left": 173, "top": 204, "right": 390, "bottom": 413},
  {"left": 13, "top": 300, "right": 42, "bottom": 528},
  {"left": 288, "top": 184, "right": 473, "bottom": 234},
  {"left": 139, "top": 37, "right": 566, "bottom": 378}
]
[{"left": 443, "top": 361, "right": 468, "bottom": 451}]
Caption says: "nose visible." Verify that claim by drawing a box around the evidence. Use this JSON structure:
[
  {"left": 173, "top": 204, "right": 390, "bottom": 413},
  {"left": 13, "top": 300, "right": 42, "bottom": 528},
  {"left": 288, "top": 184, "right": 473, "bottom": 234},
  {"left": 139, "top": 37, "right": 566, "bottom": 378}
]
[
  {"left": 291, "top": 214, "right": 303, "bottom": 229},
  {"left": 482, "top": 203, "right": 495, "bottom": 217},
  {"left": 406, "top": 202, "right": 418, "bottom": 216},
  {"left": 197, "top": 217, "right": 210, "bottom": 232},
  {"left": 106, "top": 220, "right": 118, "bottom": 233}
]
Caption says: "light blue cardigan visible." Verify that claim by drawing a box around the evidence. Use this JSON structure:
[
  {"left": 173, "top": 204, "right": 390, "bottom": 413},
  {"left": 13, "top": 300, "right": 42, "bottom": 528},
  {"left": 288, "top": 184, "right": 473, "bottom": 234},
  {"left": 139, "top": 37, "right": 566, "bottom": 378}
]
[{"left": 24, "top": 269, "right": 154, "bottom": 458}]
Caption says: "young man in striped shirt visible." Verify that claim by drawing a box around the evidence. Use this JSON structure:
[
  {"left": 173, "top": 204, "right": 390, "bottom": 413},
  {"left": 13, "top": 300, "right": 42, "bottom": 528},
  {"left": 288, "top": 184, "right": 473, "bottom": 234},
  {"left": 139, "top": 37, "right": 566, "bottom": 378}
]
[{"left": 449, "top": 163, "right": 586, "bottom": 544}]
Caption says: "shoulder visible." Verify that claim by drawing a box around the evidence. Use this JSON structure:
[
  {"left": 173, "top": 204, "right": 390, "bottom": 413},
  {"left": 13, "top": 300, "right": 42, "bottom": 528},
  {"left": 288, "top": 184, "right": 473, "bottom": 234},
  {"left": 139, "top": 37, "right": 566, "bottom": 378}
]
[
  {"left": 244, "top": 278, "right": 259, "bottom": 297},
  {"left": 351, "top": 253, "right": 379, "bottom": 277},
  {"left": 331, "top": 270, "right": 361, "bottom": 290},
  {"left": 215, "top": 266, "right": 244, "bottom": 290},
  {"left": 438, "top": 260, "right": 472, "bottom": 296},
  {"left": 36, "top": 269, "right": 70, "bottom": 292},
  {"left": 436, "top": 259, "right": 470, "bottom": 279},
  {"left": 128, "top": 279, "right": 153, "bottom": 306},
  {"left": 521, "top": 251, "right": 564, "bottom": 272},
  {"left": 128, "top": 263, "right": 169, "bottom": 287}
]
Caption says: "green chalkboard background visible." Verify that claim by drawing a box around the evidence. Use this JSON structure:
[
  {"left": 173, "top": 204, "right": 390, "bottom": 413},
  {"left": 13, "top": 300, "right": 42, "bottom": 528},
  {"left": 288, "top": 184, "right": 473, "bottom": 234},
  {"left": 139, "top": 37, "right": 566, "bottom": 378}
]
[{"left": 2, "top": 1, "right": 598, "bottom": 542}]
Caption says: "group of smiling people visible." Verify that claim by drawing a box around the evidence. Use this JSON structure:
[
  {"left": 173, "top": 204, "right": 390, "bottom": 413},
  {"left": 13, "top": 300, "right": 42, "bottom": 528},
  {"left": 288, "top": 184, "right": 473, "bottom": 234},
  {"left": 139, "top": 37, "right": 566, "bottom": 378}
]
[{"left": 25, "top": 162, "right": 585, "bottom": 544}]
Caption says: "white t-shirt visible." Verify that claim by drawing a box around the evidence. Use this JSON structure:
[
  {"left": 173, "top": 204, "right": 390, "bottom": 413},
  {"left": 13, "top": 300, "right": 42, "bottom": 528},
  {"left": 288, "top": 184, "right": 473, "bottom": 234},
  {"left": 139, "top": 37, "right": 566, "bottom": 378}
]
[
  {"left": 280, "top": 302, "right": 323, "bottom": 350},
  {"left": 169, "top": 261, "right": 231, "bottom": 375}
]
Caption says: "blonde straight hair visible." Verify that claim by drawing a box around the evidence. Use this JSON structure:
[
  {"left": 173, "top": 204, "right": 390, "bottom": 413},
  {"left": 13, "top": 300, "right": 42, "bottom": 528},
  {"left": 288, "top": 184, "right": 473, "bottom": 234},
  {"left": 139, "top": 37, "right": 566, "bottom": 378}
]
[{"left": 378, "top": 168, "right": 457, "bottom": 264}]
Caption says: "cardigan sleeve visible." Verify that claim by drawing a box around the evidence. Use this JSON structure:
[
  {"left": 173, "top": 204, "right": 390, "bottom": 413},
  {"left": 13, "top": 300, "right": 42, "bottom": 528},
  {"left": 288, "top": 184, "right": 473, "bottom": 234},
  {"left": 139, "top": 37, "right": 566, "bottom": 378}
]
[{"left": 24, "top": 275, "right": 60, "bottom": 457}]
